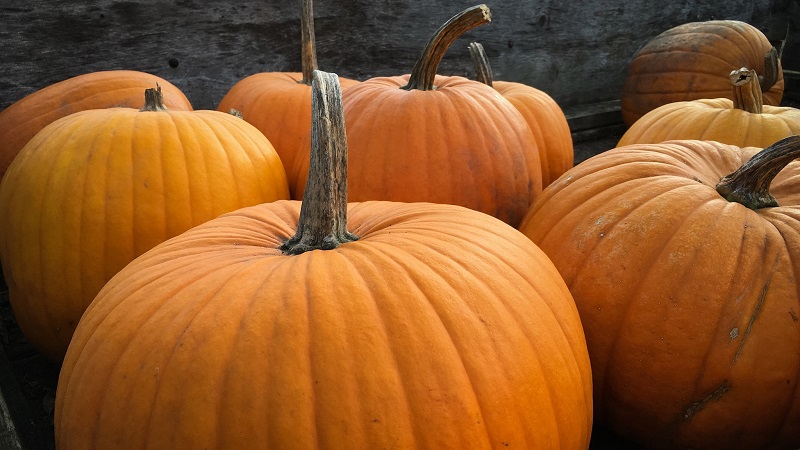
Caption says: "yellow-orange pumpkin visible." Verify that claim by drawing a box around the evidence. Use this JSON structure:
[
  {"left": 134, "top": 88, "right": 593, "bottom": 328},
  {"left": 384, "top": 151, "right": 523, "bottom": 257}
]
[
  {"left": 55, "top": 70, "right": 593, "bottom": 450},
  {"left": 469, "top": 42, "right": 573, "bottom": 187},
  {"left": 292, "top": 5, "right": 542, "bottom": 227},
  {"left": 217, "top": 0, "right": 358, "bottom": 197},
  {"left": 0, "top": 70, "right": 192, "bottom": 181},
  {"left": 519, "top": 136, "right": 800, "bottom": 449},
  {"left": 619, "top": 68, "right": 800, "bottom": 148},
  {"left": 620, "top": 20, "right": 784, "bottom": 127},
  {"left": 0, "top": 88, "right": 289, "bottom": 362}
]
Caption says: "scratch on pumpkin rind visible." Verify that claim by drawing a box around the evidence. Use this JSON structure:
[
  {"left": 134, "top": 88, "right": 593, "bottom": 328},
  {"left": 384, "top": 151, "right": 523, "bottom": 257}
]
[
  {"left": 683, "top": 381, "right": 732, "bottom": 421},
  {"left": 732, "top": 278, "right": 770, "bottom": 365}
]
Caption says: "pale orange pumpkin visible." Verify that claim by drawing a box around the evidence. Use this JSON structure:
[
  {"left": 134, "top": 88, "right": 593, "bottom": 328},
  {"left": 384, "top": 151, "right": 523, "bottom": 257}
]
[
  {"left": 619, "top": 68, "right": 800, "bottom": 148},
  {"left": 0, "top": 70, "right": 192, "bottom": 181},
  {"left": 0, "top": 87, "right": 289, "bottom": 362},
  {"left": 55, "top": 70, "right": 593, "bottom": 450}
]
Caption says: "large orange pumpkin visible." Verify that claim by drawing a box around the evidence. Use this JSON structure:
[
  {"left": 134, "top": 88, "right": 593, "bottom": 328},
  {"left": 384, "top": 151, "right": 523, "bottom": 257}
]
[
  {"left": 55, "top": 70, "right": 593, "bottom": 450},
  {"left": 291, "top": 5, "right": 542, "bottom": 228},
  {"left": 519, "top": 136, "right": 800, "bottom": 449},
  {"left": 619, "top": 67, "right": 800, "bottom": 148},
  {"left": 468, "top": 42, "right": 573, "bottom": 187},
  {"left": 620, "top": 20, "right": 784, "bottom": 127},
  {"left": 0, "top": 70, "right": 192, "bottom": 181},
  {"left": 0, "top": 87, "right": 289, "bottom": 363},
  {"left": 217, "top": 0, "right": 358, "bottom": 197}
]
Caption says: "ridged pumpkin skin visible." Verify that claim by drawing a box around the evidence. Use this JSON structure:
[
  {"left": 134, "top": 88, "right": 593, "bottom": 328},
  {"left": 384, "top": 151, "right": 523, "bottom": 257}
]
[
  {"left": 519, "top": 140, "right": 800, "bottom": 449},
  {"left": 618, "top": 98, "right": 800, "bottom": 148},
  {"left": 291, "top": 75, "right": 543, "bottom": 228},
  {"left": 0, "top": 105, "right": 290, "bottom": 362},
  {"left": 56, "top": 200, "right": 592, "bottom": 450},
  {"left": 620, "top": 20, "right": 784, "bottom": 126},
  {"left": 216, "top": 72, "right": 359, "bottom": 195},
  {"left": 0, "top": 70, "right": 192, "bottom": 181},
  {"left": 494, "top": 80, "right": 573, "bottom": 187}
]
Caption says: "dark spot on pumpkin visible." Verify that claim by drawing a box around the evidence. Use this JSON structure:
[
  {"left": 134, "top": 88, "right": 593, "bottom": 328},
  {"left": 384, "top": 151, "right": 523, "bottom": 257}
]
[
  {"left": 790, "top": 309, "right": 798, "bottom": 322},
  {"left": 168, "top": 57, "right": 179, "bottom": 68}
]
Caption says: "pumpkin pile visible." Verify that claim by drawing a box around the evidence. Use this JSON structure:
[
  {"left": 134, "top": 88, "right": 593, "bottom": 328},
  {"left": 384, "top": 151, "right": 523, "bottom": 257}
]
[
  {"left": 2, "top": 0, "right": 799, "bottom": 449},
  {"left": 55, "top": 69, "right": 593, "bottom": 449}
]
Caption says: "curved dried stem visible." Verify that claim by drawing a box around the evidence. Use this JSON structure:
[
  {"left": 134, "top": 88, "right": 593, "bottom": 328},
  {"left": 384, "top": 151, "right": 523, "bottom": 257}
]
[
  {"left": 716, "top": 135, "right": 800, "bottom": 210},
  {"left": 468, "top": 41, "right": 493, "bottom": 87},
  {"left": 402, "top": 5, "right": 492, "bottom": 91}
]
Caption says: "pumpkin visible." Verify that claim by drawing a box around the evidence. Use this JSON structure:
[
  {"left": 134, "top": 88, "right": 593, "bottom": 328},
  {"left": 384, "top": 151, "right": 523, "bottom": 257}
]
[
  {"left": 518, "top": 136, "right": 800, "bottom": 449},
  {"left": 620, "top": 20, "right": 784, "bottom": 127},
  {"left": 0, "top": 70, "right": 192, "bottom": 181},
  {"left": 619, "top": 67, "right": 800, "bottom": 148},
  {"left": 468, "top": 41, "right": 573, "bottom": 187},
  {"left": 55, "top": 70, "right": 593, "bottom": 450},
  {"left": 216, "top": 0, "right": 358, "bottom": 198},
  {"left": 291, "top": 5, "right": 542, "bottom": 228},
  {"left": 0, "top": 87, "right": 289, "bottom": 363}
]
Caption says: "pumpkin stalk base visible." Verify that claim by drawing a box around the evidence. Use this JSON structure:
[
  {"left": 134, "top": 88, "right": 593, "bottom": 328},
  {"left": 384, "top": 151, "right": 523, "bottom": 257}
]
[
  {"left": 280, "top": 70, "right": 358, "bottom": 255},
  {"left": 140, "top": 85, "right": 168, "bottom": 112}
]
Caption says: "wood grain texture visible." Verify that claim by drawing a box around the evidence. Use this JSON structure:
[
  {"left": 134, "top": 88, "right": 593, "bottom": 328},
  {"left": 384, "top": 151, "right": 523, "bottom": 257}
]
[{"left": 0, "top": 0, "right": 792, "bottom": 111}]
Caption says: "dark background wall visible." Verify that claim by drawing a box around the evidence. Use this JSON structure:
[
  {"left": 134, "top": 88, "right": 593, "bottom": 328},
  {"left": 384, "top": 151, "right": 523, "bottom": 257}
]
[{"left": 1, "top": 0, "right": 797, "bottom": 112}]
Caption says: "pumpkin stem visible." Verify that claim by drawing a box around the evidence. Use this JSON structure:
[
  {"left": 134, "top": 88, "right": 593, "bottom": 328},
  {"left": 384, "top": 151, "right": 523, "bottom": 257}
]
[
  {"left": 280, "top": 70, "right": 357, "bottom": 255},
  {"left": 716, "top": 135, "right": 800, "bottom": 210},
  {"left": 468, "top": 41, "right": 493, "bottom": 87},
  {"left": 758, "top": 47, "right": 779, "bottom": 93},
  {"left": 140, "top": 85, "right": 168, "bottom": 112},
  {"left": 299, "top": 0, "right": 319, "bottom": 85},
  {"left": 730, "top": 68, "right": 763, "bottom": 114},
  {"left": 402, "top": 5, "right": 492, "bottom": 91}
]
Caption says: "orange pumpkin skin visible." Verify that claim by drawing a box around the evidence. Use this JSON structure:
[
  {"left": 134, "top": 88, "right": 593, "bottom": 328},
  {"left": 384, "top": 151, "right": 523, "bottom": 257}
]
[
  {"left": 55, "top": 200, "right": 592, "bottom": 450},
  {"left": 618, "top": 99, "right": 800, "bottom": 148},
  {"left": 620, "top": 20, "right": 784, "bottom": 126},
  {"left": 493, "top": 81, "right": 573, "bottom": 187},
  {"left": 0, "top": 105, "right": 289, "bottom": 362},
  {"left": 519, "top": 140, "right": 800, "bottom": 449},
  {"left": 217, "top": 72, "right": 358, "bottom": 196},
  {"left": 0, "top": 70, "right": 192, "bottom": 181},
  {"left": 291, "top": 75, "right": 543, "bottom": 228}
]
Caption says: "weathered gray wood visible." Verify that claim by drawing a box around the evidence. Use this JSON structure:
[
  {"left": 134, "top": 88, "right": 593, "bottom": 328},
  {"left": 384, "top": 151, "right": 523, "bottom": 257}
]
[
  {"left": 0, "top": 289, "right": 47, "bottom": 450},
  {"left": 0, "top": 0, "right": 792, "bottom": 111}
]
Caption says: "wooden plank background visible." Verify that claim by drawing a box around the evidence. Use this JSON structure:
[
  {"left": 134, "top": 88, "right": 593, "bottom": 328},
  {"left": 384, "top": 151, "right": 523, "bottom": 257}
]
[{"left": 1, "top": 0, "right": 795, "bottom": 111}]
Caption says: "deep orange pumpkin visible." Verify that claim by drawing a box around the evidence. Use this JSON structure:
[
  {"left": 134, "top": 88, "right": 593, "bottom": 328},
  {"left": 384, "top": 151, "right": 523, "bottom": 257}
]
[
  {"left": 620, "top": 20, "right": 784, "bottom": 127},
  {"left": 217, "top": 0, "right": 358, "bottom": 197},
  {"left": 55, "top": 70, "right": 593, "bottom": 450},
  {"left": 519, "top": 136, "right": 800, "bottom": 449},
  {"left": 469, "top": 42, "right": 573, "bottom": 187},
  {"left": 619, "top": 68, "right": 800, "bottom": 148},
  {"left": 292, "top": 5, "right": 542, "bottom": 227},
  {"left": 0, "top": 88, "right": 289, "bottom": 362},
  {"left": 0, "top": 70, "right": 192, "bottom": 181}
]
